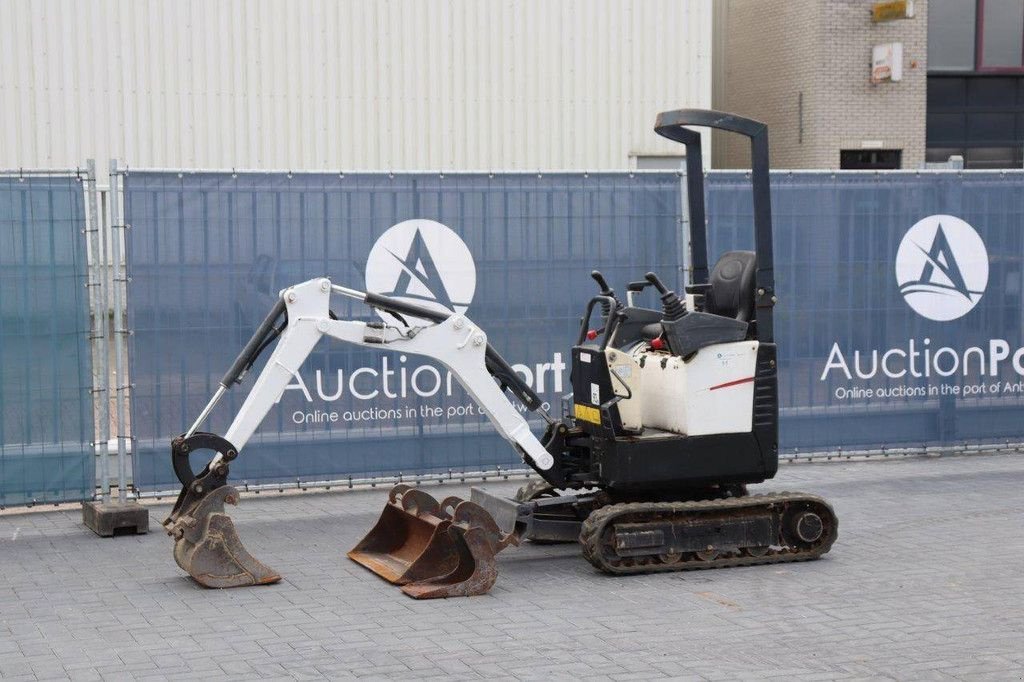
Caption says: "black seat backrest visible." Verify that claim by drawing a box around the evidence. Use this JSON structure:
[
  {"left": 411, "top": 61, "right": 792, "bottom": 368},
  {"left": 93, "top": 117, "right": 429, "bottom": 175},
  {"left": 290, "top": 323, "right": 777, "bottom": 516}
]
[{"left": 706, "top": 250, "right": 757, "bottom": 322}]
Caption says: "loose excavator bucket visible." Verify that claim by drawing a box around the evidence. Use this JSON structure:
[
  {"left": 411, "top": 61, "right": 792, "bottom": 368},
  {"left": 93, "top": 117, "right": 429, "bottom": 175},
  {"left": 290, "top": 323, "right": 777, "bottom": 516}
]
[
  {"left": 348, "top": 484, "right": 517, "bottom": 599},
  {"left": 163, "top": 484, "right": 281, "bottom": 588}
]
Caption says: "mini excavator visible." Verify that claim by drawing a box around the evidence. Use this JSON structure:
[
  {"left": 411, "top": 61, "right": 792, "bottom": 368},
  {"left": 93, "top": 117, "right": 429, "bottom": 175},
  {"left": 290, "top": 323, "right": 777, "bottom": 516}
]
[{"left": 163, "top": 109, "right": 837, "bottom": 597}]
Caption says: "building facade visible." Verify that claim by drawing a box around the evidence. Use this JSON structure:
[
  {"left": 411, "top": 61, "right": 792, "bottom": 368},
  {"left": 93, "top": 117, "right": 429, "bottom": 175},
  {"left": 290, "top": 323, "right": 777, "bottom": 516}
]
[
  {"left": 927, "top": 0, "right": 1024, "bottom": 168},
  {"left": 0, "top": 0, "right": 712, "bottom": 174},
  {"left": 714, "top": 0, "right": 929, "bottom": 170}
]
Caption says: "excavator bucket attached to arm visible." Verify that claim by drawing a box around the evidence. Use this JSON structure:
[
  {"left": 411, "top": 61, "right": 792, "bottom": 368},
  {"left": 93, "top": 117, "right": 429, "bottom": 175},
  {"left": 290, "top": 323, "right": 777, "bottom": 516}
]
[
  {"left": 348, "top": 484, "right": 517, "bottom": 599},
  {"left": 162, "top": 433, "right": 281, "bottom": 588},
  {"left": 166, "top": 485, "right": 281, "bottom": 588}
]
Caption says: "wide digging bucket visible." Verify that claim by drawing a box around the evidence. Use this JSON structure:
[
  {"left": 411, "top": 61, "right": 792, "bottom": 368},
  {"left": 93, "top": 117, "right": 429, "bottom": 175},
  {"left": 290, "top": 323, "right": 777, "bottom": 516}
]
[
  {"left": 163, "top": 485, "right": 281, "bottom": 588},
  {"left": 348, "top": 484, "right": 517, "bottom": 599}
]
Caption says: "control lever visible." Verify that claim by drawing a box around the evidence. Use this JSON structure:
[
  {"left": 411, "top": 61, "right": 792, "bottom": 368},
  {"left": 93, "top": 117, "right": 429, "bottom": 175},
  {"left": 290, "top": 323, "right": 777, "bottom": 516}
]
[
  {"left": 644, "top": 272, "right": 686, "bottom": 321},
  {"left": 590, "top": 270, "right": 620, "bottom": 318}
]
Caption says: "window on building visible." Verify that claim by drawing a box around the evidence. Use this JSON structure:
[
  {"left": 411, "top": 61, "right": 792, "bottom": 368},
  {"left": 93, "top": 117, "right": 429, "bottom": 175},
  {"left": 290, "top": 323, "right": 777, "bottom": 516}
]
[
  {"left": 928, "top": 4, "right": 1024, "bottom": 168},
  {"left": 965, "top": 146, "right": 1024, "bottom": 167},
  {"left": 839, "top": 150, "right": 903, "bottom": 170},
  {"left": 925, "top": 148, "right": 965, "bottom": 165},
  {"left": 927, "top": 75, "right": 1024, "bottom": 168},
  {"left": 927, "top": 146, "right": 1024, "bottom": 168},
  {"left": 929, "top": 0, "right": 977, "bottom": 70},
  {"left": 979, "top": 0, "right": 1024, "bottom": 70}
]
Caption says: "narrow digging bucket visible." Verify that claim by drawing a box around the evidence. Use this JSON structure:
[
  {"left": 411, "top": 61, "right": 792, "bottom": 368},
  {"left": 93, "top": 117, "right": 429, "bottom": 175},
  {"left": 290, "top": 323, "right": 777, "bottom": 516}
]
[
  {"left": 348, "top": 484, "right": 518, "bottom": 599},
  {"left": 164, "top": 485, "right": 281, "bottom": 588}
]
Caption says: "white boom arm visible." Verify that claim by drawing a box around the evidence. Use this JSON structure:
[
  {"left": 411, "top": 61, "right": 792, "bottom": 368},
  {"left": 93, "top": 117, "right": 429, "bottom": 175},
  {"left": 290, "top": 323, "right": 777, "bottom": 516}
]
[{"left": 191, "top": 278, "right": 555, "bottom": 472}]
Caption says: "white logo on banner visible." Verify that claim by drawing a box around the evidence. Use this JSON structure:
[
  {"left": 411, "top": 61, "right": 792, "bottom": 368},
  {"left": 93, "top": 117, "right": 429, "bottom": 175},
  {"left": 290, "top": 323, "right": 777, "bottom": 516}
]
[
  {"left": 895, "top": 214, "right": 988, "bottom": 322},
  {"left": 365, "top": 219, "right": 476, "bottom": 322}
]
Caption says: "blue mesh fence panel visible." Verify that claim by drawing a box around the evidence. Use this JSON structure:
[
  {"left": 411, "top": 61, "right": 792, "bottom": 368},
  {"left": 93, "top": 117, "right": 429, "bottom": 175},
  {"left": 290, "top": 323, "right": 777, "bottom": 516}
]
[
  {"left": 0, "top": 175, "right": 94, "bottom": 506},
  {"left": 124, "top": 172, "right": 684, "bottom": 492},
  {"left": 705, "top": 171, "right": 1024, "bottom": 452}
]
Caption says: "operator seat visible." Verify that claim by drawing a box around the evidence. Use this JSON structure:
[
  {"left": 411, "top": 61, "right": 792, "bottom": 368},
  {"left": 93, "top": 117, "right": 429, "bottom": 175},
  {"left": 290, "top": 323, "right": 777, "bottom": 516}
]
[
  {"left": 662, "top": 250, "right": 757, "bottom": 357},
  {"left": 704, "top": 250, "right": 757, "bottom": 323}
]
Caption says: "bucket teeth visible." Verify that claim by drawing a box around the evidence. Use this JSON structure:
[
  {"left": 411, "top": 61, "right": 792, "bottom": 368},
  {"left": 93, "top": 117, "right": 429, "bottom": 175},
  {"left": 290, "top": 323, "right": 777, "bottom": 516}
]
[
  {"left": 349, "top": 484, "right": 517, "bottom": 599},
  {"left": 165, "top": 485, "right": 281, "bottom": 588}
]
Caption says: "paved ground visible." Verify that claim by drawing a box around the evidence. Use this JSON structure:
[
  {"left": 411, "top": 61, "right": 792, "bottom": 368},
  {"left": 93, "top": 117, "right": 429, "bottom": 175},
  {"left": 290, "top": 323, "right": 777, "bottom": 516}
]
[{"left": 1, "top": 453, "right": 1023, "bottom": 681}]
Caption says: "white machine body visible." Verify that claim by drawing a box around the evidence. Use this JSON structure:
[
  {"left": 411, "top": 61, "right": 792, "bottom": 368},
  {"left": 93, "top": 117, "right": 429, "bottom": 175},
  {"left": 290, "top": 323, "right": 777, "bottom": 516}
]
[{"left": 603, "top": 340, "right": 759, "bottom": 437}]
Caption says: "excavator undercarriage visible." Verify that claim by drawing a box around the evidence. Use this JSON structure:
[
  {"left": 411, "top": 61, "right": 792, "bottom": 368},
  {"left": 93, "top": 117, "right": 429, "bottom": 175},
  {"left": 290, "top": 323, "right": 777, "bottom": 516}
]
[{"left": 578, "top": 492, "right": 837, "bottom": 574}]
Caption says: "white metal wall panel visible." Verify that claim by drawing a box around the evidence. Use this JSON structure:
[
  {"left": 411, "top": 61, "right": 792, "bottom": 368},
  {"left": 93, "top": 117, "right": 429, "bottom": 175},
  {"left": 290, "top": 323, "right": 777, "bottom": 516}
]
[{"left": 0, "top": 0, "right": 712, "bottom": 172}]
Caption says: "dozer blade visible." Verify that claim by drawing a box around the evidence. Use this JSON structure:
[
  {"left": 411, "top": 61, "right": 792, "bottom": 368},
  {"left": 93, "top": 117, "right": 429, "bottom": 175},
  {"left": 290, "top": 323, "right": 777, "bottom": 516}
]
[
  {"left": 348, "top": 484, "right": 517, "bottom": 599},
  {"left": 164, "top": 485, "right": 281, "bottom": 588}
]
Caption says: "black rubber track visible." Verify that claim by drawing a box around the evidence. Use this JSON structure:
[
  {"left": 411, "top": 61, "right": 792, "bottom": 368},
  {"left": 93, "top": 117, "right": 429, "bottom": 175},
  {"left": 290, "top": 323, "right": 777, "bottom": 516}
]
[{"left": 579, "top": 491, "right": 838, "bottom": 575}]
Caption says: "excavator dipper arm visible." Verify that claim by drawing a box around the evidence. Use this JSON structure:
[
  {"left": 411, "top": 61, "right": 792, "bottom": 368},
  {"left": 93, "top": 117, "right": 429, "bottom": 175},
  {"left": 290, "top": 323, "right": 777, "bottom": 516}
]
[{"left": 216, "top": 278, "right": 554, "bottom": 471}]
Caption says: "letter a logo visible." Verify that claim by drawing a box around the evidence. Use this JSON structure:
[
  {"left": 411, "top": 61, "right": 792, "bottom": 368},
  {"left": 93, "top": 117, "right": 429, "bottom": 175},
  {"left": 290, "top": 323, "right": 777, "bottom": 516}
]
[
  {"left": 895, "top": 215, "right": 988, "bottom": 322},
  {"left": 365, "top": 219, "right": 476, "bottom": 322},
  {"left": 385, "top": 228, "right": 459, "bottom": 311}
]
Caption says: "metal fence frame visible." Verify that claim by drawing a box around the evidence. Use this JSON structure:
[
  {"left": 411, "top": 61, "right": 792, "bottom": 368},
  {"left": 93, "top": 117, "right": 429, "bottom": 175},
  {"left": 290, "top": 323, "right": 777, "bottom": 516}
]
[
  {"left": 84, "top": 162, "right": 111, "bottom": 505},
  {"left": 103, "top": 162, "right": 134, "bottom": 505},
  {"left": 2, "top": 164, "right": 1021, "bottom": 503}
]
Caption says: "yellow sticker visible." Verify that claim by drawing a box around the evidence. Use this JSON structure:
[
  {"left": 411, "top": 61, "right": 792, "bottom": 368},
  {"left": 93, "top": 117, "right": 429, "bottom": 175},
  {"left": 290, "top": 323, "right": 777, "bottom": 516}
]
[{"left": 574, "top": 403, "right": 601, "bottom": 425}]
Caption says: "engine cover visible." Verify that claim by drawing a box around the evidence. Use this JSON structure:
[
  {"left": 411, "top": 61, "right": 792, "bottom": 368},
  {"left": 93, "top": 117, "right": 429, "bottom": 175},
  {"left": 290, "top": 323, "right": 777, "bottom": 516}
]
[
  {"left": 572, "top": 340, "right": 759, "bottom": 438},
  {"left": 569, "top": 340, "right": 779, "bottom": 491}
]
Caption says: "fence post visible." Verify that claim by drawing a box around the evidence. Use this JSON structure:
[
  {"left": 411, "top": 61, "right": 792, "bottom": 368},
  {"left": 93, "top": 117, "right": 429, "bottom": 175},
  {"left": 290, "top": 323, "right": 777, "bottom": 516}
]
[
  {"left": 84, "top": 160, "right": 111, "bottom": 503},
  {"left": 81, "top": 160, "right": 149, "bottom": 536},
  {"left": 109, "top": 161, "right": 130, "bottom": 505}
]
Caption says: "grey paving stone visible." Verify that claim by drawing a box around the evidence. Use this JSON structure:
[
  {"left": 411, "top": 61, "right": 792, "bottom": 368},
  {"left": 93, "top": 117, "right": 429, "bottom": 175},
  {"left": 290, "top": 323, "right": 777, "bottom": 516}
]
[{"left": 1, "top": 453, "right": 1023, "bottom": 680}]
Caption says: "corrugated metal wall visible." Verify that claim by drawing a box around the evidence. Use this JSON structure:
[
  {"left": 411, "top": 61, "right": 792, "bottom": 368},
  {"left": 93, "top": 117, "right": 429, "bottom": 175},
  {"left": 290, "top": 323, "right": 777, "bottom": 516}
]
[{"left": 0, "top": 0, "right": 712, "bottom": 173}]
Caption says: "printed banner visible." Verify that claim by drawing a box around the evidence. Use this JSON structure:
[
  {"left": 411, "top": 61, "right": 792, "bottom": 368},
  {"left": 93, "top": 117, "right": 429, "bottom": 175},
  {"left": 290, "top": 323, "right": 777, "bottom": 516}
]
[
  {"left": 0, "top": 175, "right": 94, "bottom": 506},
  {"left": 125, "top": 170, "right": 1024, "bottom": 492},
  {"left": 125, "top": 172, "right": 683, "bottom": 490},
  {"left": 707, "top": 172, "right": 1024, "bottom": 450}
]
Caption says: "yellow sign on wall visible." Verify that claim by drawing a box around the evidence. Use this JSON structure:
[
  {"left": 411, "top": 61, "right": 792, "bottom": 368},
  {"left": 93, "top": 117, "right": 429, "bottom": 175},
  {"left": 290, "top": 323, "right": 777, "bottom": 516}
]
[{"left": 872, "top": 0, "right": 913, "bottom": 22}]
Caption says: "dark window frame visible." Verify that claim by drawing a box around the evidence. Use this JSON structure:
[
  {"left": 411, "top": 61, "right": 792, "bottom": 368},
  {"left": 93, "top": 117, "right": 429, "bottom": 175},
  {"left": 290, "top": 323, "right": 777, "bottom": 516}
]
[
  {"left": 839, "top": 149, "right": 903, "bottom": 170},
  {"left": 926, "top": 74, "right": 1024, "bottom": 168},
  {"left": 977, "top": 0, "right": 1024, "bottom": 72}
]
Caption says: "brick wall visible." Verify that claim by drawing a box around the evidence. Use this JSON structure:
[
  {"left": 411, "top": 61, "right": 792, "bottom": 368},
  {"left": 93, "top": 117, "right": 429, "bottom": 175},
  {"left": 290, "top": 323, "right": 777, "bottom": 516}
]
[{"left": 715, "top": 0, "right": 927, "bottom": 169}]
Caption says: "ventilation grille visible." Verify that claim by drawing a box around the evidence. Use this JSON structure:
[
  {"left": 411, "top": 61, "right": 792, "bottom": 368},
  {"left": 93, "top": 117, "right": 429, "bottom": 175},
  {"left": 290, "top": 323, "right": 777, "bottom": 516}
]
[{"left": 753, "top": 351, "right": 778, "bottom": 429}]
